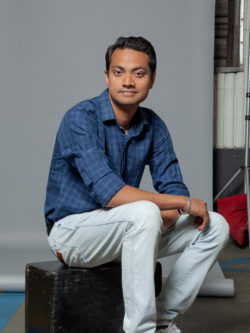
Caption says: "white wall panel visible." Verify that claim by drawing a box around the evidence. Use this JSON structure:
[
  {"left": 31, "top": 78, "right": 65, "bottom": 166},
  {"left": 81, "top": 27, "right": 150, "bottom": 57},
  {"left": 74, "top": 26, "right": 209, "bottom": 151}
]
[
  {"left": 234, "top": 72, "right": 245, "bottom": 147},
  {"left": 214, "top": 74, "right": 225, "bottom": 148},
  {"left": 214, "top": 71, "right": 246, "bottom": 149},
  {"left": 224, "top": 74, "right": 235, "bottom": 148}
]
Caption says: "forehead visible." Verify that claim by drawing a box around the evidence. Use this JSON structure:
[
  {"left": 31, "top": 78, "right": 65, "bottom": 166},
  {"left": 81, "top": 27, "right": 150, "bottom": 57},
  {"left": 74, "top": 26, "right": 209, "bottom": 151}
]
[{"left": 110, "top": 48, "right": 149, "bottom": 69}]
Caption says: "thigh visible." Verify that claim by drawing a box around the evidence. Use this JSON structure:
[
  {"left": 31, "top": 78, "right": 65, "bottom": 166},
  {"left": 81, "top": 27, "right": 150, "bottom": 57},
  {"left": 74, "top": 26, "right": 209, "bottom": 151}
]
[
  {"left": 48, "top": 206, "right": 132, "bottom": 267},
  {"left": 158, "top": 213, "right": 200, "bottom": 258}
]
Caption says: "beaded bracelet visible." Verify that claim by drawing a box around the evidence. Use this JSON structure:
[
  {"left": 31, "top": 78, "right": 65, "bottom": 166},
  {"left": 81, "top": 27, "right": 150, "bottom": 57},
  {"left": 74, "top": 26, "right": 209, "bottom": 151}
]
[{"left": 178, "top": 197, "right": 191, "bottom": 215}]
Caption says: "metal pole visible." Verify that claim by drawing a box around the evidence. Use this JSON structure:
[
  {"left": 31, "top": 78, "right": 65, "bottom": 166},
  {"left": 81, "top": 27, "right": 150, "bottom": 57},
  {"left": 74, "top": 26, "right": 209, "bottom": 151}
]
[{"left": 214, "top": 169, "right": 242, "bottom": 202}]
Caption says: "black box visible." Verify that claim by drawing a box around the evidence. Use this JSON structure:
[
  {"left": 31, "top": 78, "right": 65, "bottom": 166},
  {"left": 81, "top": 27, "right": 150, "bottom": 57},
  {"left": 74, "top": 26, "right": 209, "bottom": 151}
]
[{"left": 25, "top": 261, "right": 162, "bottom": 333}]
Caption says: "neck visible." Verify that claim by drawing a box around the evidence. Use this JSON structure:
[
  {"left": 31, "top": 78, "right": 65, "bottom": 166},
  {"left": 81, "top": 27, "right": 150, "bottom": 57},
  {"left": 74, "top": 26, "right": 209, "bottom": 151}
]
[{"left": 109, "top": 96, "right": 138, "bottom": 132}]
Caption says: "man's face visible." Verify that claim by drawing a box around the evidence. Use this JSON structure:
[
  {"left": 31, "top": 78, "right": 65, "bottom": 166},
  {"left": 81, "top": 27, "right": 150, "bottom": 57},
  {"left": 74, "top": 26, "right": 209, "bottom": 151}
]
[{"left": 104, "top": 48, "right": 155, "bottom": 110}]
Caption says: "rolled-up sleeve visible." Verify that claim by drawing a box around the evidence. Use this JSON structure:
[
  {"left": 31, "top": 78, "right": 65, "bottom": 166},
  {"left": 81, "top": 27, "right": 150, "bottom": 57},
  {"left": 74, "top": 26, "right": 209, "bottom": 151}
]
[
  {"left": 58, "top": 108, "right": 125, "bottom": 207},
  {"left": 149, "top": 114, "right": 190, "bottom": 197}
]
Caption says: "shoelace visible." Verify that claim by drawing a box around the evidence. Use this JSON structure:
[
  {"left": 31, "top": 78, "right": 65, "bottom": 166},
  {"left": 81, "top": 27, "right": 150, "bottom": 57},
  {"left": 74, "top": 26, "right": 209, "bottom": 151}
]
[
  {"left": 156, "top": 321, "right": 181, "bottom": 333},
  {"left": 167, "top": 321, "right": 181, "bottom": 333}
]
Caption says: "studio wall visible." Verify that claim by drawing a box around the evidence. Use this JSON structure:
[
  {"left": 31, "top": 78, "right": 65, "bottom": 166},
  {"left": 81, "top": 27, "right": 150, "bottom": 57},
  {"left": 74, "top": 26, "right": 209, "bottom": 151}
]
[{"left": 0, "top": 0, "right": 215, "bottom": 288}]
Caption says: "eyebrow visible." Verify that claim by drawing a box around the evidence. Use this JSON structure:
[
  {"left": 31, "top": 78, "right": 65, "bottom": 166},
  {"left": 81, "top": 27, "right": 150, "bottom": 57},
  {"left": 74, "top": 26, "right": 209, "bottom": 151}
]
[{"left": 111, "top": 65, "right": 148, "bottom": 72}]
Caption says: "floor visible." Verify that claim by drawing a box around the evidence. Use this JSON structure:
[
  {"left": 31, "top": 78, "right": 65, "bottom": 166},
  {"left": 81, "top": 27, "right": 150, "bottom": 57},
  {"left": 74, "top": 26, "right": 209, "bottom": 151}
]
[
  {"left": 175, "top": 239, "right": 250, "bottom": 333},
  {"left": 0, "top": 238, "right": 250, "bottom": 333}
]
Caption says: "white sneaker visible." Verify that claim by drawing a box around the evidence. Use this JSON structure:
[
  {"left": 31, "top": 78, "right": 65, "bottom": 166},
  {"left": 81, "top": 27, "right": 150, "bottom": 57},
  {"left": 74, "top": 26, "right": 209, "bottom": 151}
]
[{"left": 156, "top": 321, "right": 181, "bottom": 333}]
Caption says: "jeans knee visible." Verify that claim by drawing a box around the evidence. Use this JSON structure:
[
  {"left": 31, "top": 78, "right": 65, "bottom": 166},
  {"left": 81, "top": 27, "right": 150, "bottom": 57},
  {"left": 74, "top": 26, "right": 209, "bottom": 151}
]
[
  {"left": 128, "top": 200, "right": 162, "bottom": 234},
  {"left": 208, "top": 211, "right": 230, "bottom": 249}
]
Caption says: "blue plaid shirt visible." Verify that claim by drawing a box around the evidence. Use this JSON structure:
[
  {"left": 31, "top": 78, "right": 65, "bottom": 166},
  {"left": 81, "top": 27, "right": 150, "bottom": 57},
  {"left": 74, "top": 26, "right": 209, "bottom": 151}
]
[{"left": 45, "top": 89, "right": 189, "bottom": 228}]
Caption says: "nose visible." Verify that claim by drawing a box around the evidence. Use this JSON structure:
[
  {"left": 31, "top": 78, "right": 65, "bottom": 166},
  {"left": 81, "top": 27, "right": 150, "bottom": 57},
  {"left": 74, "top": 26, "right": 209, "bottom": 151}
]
[{"left": 122, "top": 74, "right": 135, "bottom": 88}]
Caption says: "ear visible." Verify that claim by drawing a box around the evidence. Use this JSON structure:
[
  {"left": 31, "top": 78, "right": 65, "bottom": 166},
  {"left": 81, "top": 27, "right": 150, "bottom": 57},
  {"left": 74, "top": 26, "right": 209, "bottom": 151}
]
[
  {"left": 104, "top": 70, "right": 109, "bottom": 86},
  {"left": 149, "top": 71, "right": 156, "bottom": 89}
]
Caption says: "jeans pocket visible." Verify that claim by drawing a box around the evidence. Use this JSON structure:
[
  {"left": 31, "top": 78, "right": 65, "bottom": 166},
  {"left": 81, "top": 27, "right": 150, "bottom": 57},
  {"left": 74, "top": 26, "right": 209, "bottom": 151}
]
[
  {"left": 55, "top": 242, "right": 86, "bottom": 267},
  {"left": 48, "top": 218, "right": 88, "bottom": 267},
  {"left": 54, "top": 215, "right": 76, "bottom": 230}
]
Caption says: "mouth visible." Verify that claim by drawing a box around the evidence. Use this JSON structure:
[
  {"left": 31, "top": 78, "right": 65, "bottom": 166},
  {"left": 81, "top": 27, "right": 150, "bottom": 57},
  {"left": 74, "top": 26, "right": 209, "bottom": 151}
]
[{"left": 119, "top": 90, "right": 138, "bottom": 96}]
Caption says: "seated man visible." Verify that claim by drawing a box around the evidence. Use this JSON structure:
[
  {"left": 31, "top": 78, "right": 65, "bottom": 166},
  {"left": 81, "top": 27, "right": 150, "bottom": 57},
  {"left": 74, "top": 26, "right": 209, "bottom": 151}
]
[{"left": 44, "top": 36, "right": 229, "bottom": 333}]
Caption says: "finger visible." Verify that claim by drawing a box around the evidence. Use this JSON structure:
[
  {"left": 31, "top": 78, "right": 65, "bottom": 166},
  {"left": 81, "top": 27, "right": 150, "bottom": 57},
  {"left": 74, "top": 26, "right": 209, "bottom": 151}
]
[
  {"left": 198, "top": 221, "right": 206, "bottom": 231},
  {"left": 193, "top": 216, "right": 202, "bottom": 228},
  {"left": 198, "top": 214, "right": 209, "bottom": 231}
]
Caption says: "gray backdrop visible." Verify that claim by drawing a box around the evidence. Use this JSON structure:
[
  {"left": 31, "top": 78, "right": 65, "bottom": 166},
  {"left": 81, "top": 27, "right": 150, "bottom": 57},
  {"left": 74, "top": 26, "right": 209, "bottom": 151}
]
[{"left": 0, "top": 0, "right": 215, "bottom": 287}]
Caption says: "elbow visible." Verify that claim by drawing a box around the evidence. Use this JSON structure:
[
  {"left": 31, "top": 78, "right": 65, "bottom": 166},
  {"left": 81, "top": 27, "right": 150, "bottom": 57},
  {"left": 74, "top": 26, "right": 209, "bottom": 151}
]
[
  {"left": 105, "top": 191, "right": 121, "bottom": 208},
  {"left": 105, "top": 185, "right": 127, "bottom": 208},
  {"left": 106, "top": 197, "right": 115, "bottom": 208}
]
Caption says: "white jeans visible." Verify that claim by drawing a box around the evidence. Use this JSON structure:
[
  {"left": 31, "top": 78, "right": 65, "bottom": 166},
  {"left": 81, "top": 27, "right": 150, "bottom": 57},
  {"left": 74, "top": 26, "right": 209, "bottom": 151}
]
[{"left": 48, "top": 201, "right": 229, "bottom": 333}]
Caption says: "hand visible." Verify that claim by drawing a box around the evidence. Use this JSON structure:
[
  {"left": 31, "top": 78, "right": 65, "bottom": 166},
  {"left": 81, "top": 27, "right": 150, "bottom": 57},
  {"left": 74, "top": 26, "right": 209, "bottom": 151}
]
[{"left": 188, "top": 198, "right": 209, "bottom": 231}]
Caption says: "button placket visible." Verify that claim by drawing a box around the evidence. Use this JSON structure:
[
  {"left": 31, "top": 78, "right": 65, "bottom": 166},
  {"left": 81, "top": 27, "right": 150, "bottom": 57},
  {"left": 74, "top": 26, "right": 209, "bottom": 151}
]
[{"left": 120, "top": 136, "right": 130, "bottom": 175}]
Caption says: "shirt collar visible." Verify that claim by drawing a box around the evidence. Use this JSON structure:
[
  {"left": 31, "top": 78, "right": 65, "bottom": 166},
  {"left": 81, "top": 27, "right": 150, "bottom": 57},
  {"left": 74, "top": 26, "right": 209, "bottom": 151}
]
[
  {"left": 99, "top": 89, "right": 149, "bottom": 131},
  {"left": 99, "top": 89, "right": 117, "bottom": 122}
]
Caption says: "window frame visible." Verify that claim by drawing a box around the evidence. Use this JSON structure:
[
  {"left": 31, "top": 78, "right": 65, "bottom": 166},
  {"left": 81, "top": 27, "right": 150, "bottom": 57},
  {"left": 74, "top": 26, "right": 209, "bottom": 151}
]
[{"left": 214, "top": 0, "right": 244, "bottom": 73}]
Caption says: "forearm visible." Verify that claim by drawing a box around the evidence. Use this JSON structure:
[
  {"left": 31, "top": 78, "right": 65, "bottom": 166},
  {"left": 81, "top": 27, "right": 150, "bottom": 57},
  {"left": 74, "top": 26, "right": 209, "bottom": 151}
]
[
  {"left": 106, "top": 184, "right": 209, "bottom": 231},
  {"left": 106, "top": 184, "right": 187, "bottom": 211}
]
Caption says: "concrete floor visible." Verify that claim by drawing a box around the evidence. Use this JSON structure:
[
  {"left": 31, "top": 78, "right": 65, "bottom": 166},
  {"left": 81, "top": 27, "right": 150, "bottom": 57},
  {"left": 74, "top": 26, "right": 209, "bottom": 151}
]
[
  {"left": 175, "top": 239, "right": 250, "bottom": 333},
  {"left": 2, "top": 238, "right": 250, "bottom": 333}
]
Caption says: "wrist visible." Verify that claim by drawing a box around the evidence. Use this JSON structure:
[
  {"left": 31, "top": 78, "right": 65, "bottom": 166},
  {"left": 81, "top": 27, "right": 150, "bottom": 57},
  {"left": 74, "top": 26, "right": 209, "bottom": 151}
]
[{"left": 178, "top": 196, "right": 191, "bottom": 215}]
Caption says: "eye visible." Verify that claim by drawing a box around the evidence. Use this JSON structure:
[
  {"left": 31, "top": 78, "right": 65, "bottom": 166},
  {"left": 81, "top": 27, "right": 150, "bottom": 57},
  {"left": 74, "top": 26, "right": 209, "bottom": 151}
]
[
  {"left": 135, "top": 71, "right": 145, "bottom": 77},
  {"left": 113, "top": 70, "right": 122, "bottom": 76}
]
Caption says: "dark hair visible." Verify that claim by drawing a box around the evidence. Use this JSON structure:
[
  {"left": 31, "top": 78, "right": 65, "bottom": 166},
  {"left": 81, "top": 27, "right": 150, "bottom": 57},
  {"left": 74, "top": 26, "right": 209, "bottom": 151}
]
[{"left": 105, "top": 36, "right": 157, "bottom": 75}]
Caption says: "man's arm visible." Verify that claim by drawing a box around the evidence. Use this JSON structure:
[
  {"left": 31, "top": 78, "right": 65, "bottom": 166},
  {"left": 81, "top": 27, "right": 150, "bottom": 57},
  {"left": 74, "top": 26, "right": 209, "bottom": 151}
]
[
  {"left": 106, "top": 184, "right": 209, "bottom": 231},
  {"left": 127, "top": 111, "right": 209, "bottom": 230},
  {"left": 59, "top": 108, "right": 126, "bottom": 209}
]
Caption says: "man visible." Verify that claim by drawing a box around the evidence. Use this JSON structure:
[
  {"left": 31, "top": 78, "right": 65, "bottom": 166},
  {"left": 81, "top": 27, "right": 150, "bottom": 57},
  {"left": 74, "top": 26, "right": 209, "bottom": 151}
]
[{"left": 45, "top": 36, "right": 229, "bottom": 333}]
